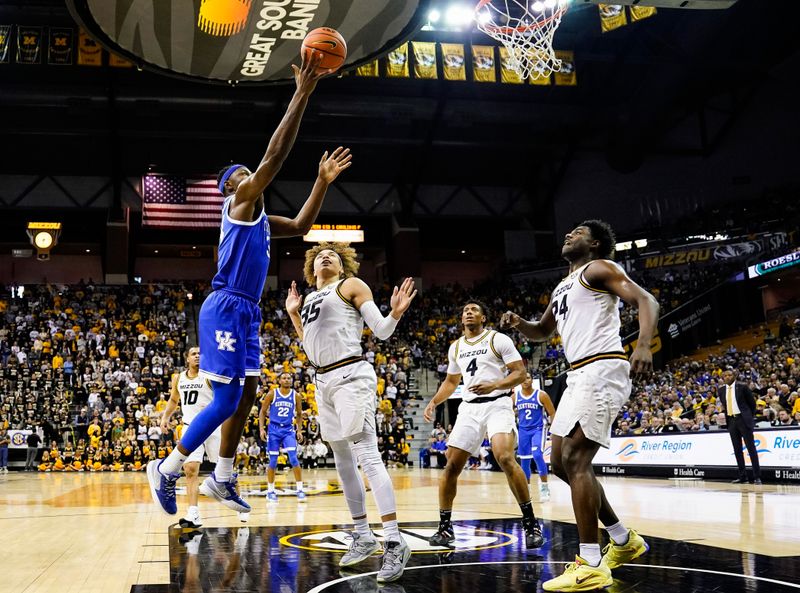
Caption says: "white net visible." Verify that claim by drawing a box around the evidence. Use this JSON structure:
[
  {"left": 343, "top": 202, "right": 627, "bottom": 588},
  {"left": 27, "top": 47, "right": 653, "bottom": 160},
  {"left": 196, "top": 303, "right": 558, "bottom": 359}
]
[{"left": 475, "top": 0, "right": 569, "bottom": 80}]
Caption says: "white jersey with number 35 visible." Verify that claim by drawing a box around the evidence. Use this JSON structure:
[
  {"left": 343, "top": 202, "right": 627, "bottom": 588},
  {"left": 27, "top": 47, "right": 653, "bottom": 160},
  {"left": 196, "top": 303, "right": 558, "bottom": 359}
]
[
  {"left": 447, "top": 329, "right": 522, "bottom": 402},
  {"left": 550, "top": 260, "right": 624, "bottom": 365},
  {"left": 176, "top": 371, "right": 213, "bottom": 424}
]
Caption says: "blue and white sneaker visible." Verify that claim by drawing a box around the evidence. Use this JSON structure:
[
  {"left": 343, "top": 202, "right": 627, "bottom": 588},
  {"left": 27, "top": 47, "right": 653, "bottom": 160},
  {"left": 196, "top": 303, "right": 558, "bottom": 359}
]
[
  {"left": 146, "top": 460, "right": 179, "bottom": 515},
  {"left": 199, "top": 471, "right": 251, "bottom": 513},
  {"left": 267, "top": 491, "right": 278, "bottom": 502},
  {"left": 297, "top": 490, "right": 306, "bottom": 502}
]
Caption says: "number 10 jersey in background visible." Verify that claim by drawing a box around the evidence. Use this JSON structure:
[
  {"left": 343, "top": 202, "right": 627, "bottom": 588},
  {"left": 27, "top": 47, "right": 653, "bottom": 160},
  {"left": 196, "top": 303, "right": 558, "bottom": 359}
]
[
  {"left": 300, "top": 279, "right": 364, "bottom": 368},
  {"left": 446, "top": 329, "right": 522, "bottom": 402},
  {"left": 176, "top": 371, "right": 214, "bottom": 423}
]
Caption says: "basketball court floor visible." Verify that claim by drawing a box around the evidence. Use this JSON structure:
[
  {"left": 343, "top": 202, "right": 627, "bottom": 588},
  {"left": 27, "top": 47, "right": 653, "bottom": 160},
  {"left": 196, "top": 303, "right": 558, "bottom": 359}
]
[{"left": 1, "top": 469, "right": 798, "bottom": 593}]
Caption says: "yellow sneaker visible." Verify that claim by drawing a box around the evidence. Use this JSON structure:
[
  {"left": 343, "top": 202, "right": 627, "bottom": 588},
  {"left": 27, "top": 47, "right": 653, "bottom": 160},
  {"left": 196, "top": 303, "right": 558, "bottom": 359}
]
[
  {"left": 542, "top": 556, "right": 613, "bottom": 592},
  {"left": 601, "top": 529, "right": 649, "bottom": 569}
]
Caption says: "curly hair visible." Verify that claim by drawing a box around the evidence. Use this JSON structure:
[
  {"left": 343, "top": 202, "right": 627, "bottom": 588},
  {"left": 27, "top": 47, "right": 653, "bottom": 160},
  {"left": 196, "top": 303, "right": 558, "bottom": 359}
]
[
  {"left": 580, "top": 219, "right": 616, "bottom": 260},
  {"left": 303, "top": 242, "right": 360, "bottom": 286}
]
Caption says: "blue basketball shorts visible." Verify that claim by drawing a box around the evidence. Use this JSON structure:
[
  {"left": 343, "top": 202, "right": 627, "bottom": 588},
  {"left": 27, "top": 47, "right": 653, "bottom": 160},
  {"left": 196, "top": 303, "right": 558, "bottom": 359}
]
[
  {"left": 517, "top": 427, "right": 544, "bottom": 459},
  {"left": 199, "top": 290, "right": 261, "bottom": 384},
  {"left": 268, "top": 425, "right": 298, "bottom": 454}
]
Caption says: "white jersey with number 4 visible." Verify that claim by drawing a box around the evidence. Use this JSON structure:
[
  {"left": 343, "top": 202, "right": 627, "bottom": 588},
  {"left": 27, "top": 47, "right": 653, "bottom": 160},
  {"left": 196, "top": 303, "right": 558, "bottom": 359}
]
[
  {"left": 447, "top": 329, "right": 522, "bottom": 402},
  {"left": 301, "top": 279, "right": 363, "bottom": 368},
  {"left": 550, "top": 260, "right": 624, "bottom": 365},
  {"left": 176, "top": 370, "right": 213, "bottom": 424}
]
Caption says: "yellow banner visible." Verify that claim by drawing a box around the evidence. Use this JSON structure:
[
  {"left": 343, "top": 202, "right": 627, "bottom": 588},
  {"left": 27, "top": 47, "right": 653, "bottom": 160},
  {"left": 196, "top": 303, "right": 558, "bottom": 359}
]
[
  {"left": 529, "top": 49, "right": 552, "bottom": 86},
  {"left": 471, "top": 45, "right": 496, "bottom": 83},
  {"left": 554, "top": 51, "right": 577, "bottom": 86},
  {"left": 599, "top": 4, "right": 627, "bottom": 33},
  {"left": 355, "top": 60, "right": 379, "bottom": 77},
  {"left": 77, "top": 29, "right": 102, "bottom": 66},
  {"left": 109, "top": 53, "right": 133, "bottom": 68},
  {"left": 499, "top": 47, "right": 523, "bottom": 84},
  {"left": 440, "top": 43, "right": 466, "bottom": 81},
  {"left": 412, "top": 41, "right": 437, "bottom": 80},
  {"left": 630, "top": 6, "right": 657, "bottom": 22},
  {"left": 385, "top": 43, "right": 409, "bottom": 78}
]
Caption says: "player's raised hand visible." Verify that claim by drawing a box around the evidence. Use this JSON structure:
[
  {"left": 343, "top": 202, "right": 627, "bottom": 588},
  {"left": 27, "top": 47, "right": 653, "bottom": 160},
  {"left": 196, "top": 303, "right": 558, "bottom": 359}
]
[
  {"left": 318, "top": 147, "right": 352, "bottom": 184},
  {"left": 286, "top": 281, "right": 302, "bottom": 315},
  {"left": 390, "top": 277, "right": 418, "bottom": 318},
  {"left": 291, "top": 50, "right": 331, "bottom": 93},
  {"left": 500, "top": 310, "right": 522, "bottom": 330},
  {"left": 469, "top": 382, "right": 497, "bottom": 396},
  {"left": 423, "top": 400, "right": 437, "bottom": 423},
  {"left": 629, "top": 344, "right": 654, "bottom": 380}
]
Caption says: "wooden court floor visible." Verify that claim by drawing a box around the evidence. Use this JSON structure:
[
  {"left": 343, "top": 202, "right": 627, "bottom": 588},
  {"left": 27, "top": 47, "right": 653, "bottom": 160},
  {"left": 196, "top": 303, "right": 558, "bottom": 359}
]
[{"left": 1, "top": 469, "right": 798, "bottom": 593}]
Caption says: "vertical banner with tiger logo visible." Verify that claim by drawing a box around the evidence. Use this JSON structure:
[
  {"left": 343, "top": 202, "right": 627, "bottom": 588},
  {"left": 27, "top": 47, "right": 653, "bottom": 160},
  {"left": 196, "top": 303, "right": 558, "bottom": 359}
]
[
  {"left": 440, "top": 43, "right": 466, "bottom": 81},
  {"left": 599, "top": 4, "right": 627, "bottom": 33},
  {"left": 385, "top": 43, "right": 409, "bottom": 78},
  {"left": 0, "top": 25, "right": 11, "bottom": 64},
  {"left": 412, "top": 41, "right": 437, "bottom": 80},
  {"left": 77, "top": 28, "right": 102, "bottom": 66},
  {"left": 356, "top": 60, "right": 379, "bottom": 77},
  {"left": 109, "top": 53, "right": 133, "bottom": 68},
  {"left": 499, "top": 47, "right": 523, "bottom": 84},
  {"left": 629, "top": 6, "right": 657, "bottom": 22},
  {"left": 48, "top": 27, "right": 74, "bottom": 66},
  {"left": 529, "top": 48, "right": 552, "bottom": 86},
  {"left": 471, "top": 45, "right": 496, "bottom": 83},
  {"left": 17, "top": 26, "right": 42, "bottom": 64},
  {"left": 554, "top": 51, "right": 577, "bottom": 86}
]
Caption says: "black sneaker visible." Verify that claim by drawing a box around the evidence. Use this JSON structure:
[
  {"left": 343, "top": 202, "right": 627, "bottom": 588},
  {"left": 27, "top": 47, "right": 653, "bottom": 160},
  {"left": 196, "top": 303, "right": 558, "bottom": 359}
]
[
  {"left": 179, "top": 516, "right": 203, "bottom": 529},
  {"left": 429, "top": 526, "right": 455, "bottom": 547},
  {"left": 524, "top": 519, "right": 545, "bottom": 548}
]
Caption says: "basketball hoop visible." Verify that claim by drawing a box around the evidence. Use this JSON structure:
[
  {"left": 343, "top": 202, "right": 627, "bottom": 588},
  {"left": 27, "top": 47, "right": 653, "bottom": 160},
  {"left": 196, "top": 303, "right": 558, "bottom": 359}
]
[{"left": 475, "top": 0, "right": 569, "bottom": 80}]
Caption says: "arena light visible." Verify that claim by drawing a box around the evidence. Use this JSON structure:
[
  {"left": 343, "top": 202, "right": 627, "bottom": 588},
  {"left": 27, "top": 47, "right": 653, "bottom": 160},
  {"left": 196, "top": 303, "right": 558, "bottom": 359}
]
[
  {"left": 616, "top": 239, "right": 648, "bottom": 252},
  {"left": 445, "top": 4, "right": 474, "bottom": 27},
  {"left": 303, "top": 224, "right": 365, "bottom": 243},
  {"left": 428, "top": 8, "right": 441, "bottom": 22}
]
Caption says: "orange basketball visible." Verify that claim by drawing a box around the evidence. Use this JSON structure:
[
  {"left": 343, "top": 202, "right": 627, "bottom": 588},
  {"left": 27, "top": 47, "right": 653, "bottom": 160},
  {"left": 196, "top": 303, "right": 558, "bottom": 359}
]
[{"left": 301, "top": 27, "right": 347, "bottom": 73}]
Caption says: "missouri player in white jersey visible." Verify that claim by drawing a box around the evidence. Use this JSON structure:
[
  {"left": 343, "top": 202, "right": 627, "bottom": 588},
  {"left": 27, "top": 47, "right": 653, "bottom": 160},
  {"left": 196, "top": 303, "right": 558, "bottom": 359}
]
[
  {"left": 502, "top": 220, "right": 659, "bottom": 592},
  {"left": 286, "top": 242, "right": 417, "bottom": 584},
  {"left": 160, "top": 346, "right": 221, "bottom": 528},
  {"left": 423, "top": 301, "right": 545, "bottom": 549}
]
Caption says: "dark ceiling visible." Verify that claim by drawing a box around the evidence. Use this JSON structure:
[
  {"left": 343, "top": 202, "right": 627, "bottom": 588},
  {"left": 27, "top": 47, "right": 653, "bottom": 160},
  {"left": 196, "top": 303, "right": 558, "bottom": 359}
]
[{"left": 1, "top": 0, "right": 798, "bottom": 188}]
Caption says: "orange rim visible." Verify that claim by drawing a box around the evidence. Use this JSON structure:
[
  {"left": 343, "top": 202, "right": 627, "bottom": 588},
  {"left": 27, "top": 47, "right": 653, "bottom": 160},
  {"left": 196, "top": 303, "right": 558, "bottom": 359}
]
[{"left": 475, "top": 2, "right": 568, "bottom": 34}]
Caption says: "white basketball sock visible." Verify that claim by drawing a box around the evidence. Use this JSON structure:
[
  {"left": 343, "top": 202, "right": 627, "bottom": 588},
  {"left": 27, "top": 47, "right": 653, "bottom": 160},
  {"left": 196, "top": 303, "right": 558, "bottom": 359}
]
[
  {"left": 382, "top": 519, "right": 401, "bottom": 543},
  {"left": 159, "top": 449, "right": 187, "bottom": 475},
  {"left": 605, "top": 521, "right": 629, "bottom": 545},
  {"left": 579, "top": 543, "right": 602, "bottom": 567},
  {"left": 267, "top": 482, "right": 275, "bottom": 492},
  {"left": 215, "top": 457, "right": 234, "bottom": 482},
  {"left": 354, "top": 517, "right": 372, "bottom": 539},
  {"left": 296, "top": 481, "right": 303, "bottom": 492}
]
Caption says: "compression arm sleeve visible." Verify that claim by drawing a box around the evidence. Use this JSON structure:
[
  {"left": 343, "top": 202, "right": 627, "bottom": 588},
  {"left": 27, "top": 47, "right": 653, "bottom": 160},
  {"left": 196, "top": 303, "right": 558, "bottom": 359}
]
[{"left": 359, "top": 300, "right": 400, "bottom": 341}]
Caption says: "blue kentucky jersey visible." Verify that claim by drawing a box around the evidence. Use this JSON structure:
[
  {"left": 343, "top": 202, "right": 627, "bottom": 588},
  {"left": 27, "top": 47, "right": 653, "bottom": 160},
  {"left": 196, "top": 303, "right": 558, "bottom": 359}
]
[
  {"left": 212, "top": 196, "right": 271, "bottom": 302},
  {"left": 516, "top": 389, "right": 544, "bottom": 430},
  {"left": 269, "top": 389, "right": 296, "bottom": 428}
]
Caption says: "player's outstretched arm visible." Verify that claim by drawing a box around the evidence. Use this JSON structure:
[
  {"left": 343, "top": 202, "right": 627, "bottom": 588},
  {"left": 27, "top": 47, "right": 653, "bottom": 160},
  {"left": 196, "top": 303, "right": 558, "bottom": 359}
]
[
  {"left": 500, "top": 305, "right": 557, "bottom": 342},
  {"left": 234, "top": 51, "right": 328, "bottom": 208},
  {"left": 159, "top": 374, "right": 180, "bottom": 433},
  {"left": 539, "top": 390, "right": 556, "bottom": 419},
  {"left": 583, "top": 260, "right": 659, "bottom": 378},
  {"left": 258, "top": 392, "right": 273, "bottom": 442},
  {"left": 340, "top": 276, "right": 417, "bottom": 340},
  {"left": 269, "top": 147, "right": 353, "bottom": 237},
  {"left": 423, "top": 373, "right": 462, "bottom": 423},
  {"left": 285, "top": 281, "right": 305, "bottom": 340}
]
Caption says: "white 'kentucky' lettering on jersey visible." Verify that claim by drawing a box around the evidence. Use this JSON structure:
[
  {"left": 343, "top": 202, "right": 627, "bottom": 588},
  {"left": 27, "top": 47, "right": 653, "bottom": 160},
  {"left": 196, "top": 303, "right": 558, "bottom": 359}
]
[
  {"left": 177, "top": 370, "right": 213, "bottom": 424},
  {"left": 447, "top": 329, "right": 522, "bottom": 402},
  {"left": 550, "top": 260, "right": 624, "bottom": 364},
  {"left": 301, "top": 279, "right": 363, "bottom": 368}
]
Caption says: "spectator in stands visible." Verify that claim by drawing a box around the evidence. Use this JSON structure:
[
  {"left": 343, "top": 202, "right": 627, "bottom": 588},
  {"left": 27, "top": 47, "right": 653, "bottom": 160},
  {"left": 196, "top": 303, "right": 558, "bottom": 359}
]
[
  {"left": 24, "top": 426, "right": 41, "bottom": 470},
  {"left": 419, "top": 437, "right": 433, "bottom": 469},
  {"left": 771, "top": 409, "right": 798, "bottom": 427},
  {"left": 0, "top": 427, "right": 9, "bottom": 473},
  {"left": 430, "top": 434, "right": 447, "bottom": 468}
]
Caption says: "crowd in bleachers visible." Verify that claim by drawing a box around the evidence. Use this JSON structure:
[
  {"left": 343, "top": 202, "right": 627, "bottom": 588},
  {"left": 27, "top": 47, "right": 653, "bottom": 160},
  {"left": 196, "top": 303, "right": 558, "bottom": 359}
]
[{"left": 613, "top": 317, "right": 800, "bottom": 435}]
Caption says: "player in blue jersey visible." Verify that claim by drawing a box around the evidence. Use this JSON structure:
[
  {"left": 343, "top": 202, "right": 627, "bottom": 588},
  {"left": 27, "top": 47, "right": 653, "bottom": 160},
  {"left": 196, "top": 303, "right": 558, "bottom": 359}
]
[
  {"left": 514, "top": 373, "right": 556, "bottom": 501},
  {"left": 258, "top": 372, "right": 305, "bottom": 502},
  {"left": 147, "top": 51, "right": 353, "bottom": 516}
]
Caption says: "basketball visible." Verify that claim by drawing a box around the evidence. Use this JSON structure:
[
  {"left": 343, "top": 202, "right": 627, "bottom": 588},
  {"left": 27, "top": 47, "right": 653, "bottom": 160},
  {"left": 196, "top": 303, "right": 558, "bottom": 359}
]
[{"left": 301, "top": 27, "right": 347, "bottom": 72}]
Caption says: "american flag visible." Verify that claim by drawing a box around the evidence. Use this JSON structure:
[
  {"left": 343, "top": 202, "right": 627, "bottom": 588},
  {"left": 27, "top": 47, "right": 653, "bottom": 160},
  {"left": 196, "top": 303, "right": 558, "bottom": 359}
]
[{"left": 142, "top": 175, "right": 223, "bottom": 229}]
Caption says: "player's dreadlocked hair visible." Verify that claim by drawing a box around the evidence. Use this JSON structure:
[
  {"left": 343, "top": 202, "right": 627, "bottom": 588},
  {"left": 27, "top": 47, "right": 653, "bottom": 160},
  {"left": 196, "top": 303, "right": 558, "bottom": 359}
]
[
  {"left": 580, "top": 219, "right": 616, "bottom": 260},
  {"left": 304, "top": 242, "right": 360, "bottom": 286}
]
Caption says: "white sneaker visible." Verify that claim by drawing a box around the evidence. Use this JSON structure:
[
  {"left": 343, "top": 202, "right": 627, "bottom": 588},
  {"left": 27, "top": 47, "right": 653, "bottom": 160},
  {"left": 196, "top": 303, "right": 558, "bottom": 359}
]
[
  {"left": 339, "top": 532, "right": 381, "bottom": 567},
  {"left": 238, "top": 512, "right": 250, "bottom": 523},
  {"left": 377, "top": 538, "right": 411, "bottom": 583}
]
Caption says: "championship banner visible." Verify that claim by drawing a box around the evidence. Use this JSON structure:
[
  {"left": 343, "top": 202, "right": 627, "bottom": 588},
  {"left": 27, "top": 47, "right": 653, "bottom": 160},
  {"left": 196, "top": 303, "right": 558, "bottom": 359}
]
[
  {"left": 355, "top": 59, "right": 378, "bottom": 77},
  {"left": 629, "top": 6, "right": 657, "bottom": 22},
  {"left": 499, "top": 47, "right": 523, "bottom": 84},
  {"left": 77, "top": 28, "right": 102, "bottom": 66},
  {"left": 554, "top": 51, "right": 577, "bottom": 86},
  {"left": 598, "top": 4, "right": 627, "bottom": 33},
  {"left": 109, "top": 52, "right": 133, "bottom": 68},
  {"left": 440, "top": 43, "right": 466, "bottom": 81},
  {"left": 0, "top": 25, "right": 11, "bottom": 64},
  {"left": 48, "top": 27, "right": 74, "bottom": 66},
  {"left": 8, "top": 430, "right": 32, "bottom": 449},
  {"left": 385, "top": 43, "right": 409, "bottom": 78},
  {"left": 471, "top": 45, "right": 496, "bottom": 83},
  {"left": 412, "top": 41, "right": 437, "bottom": 80},
  {"left": 16, "top": 26, "right": 42, "bottom": 64}
]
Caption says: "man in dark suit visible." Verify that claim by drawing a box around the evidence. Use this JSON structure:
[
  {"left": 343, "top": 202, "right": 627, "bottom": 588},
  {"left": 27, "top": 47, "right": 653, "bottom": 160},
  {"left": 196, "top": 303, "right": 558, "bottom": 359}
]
[{"left": 719, "top": 368, "right": 761, "bottom": 484}]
